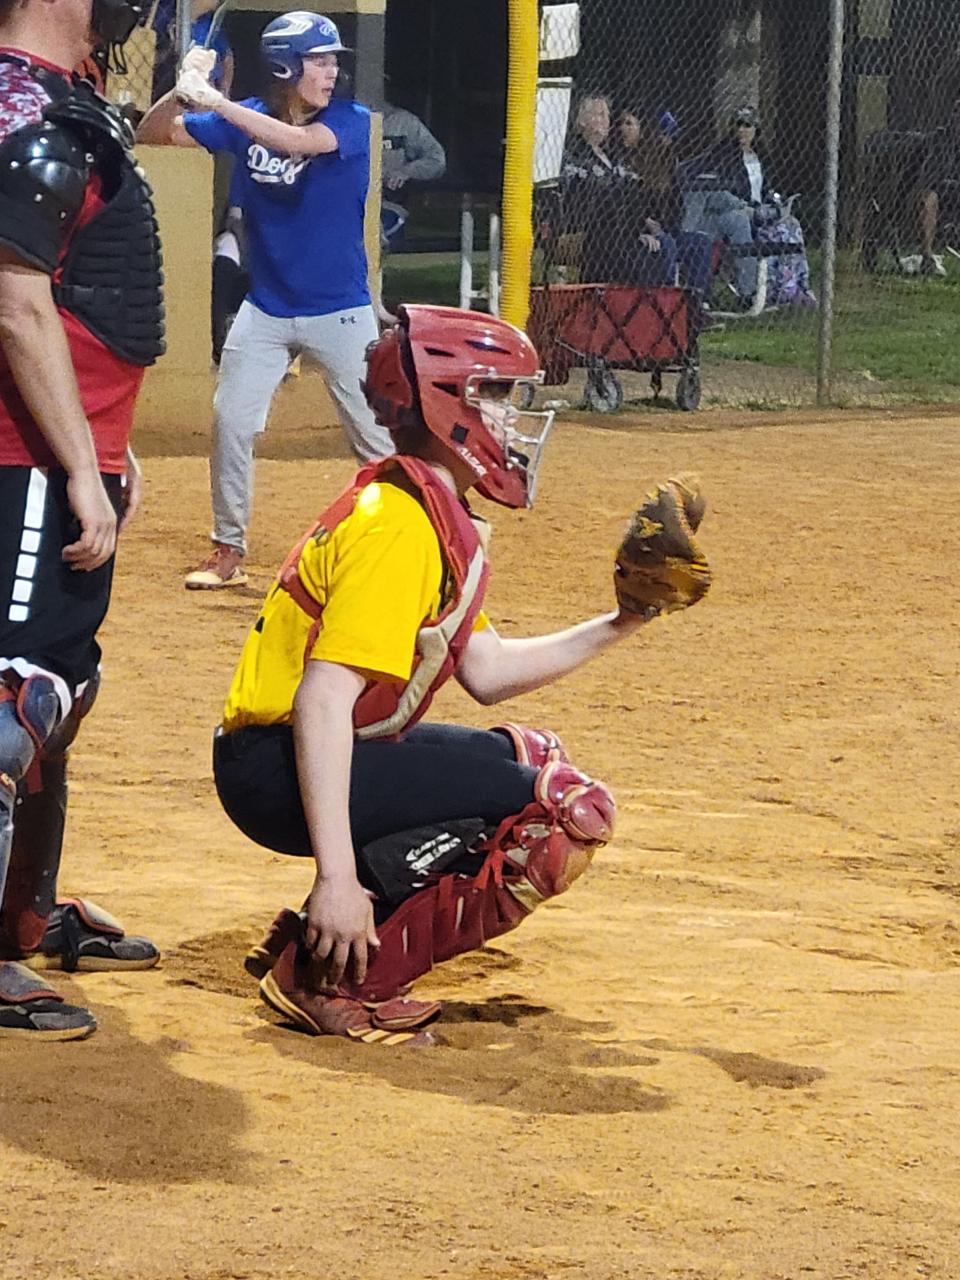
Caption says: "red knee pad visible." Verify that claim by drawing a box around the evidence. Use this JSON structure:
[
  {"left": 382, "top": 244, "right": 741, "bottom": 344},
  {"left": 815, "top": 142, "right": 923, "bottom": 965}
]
[
  {"left": 493, "top": 722, "right": 570, "bottom": 769},
  {"left": 535, "top": 759, "right": 616, "bottom": 844},
  {"left": 339, "top": 760, "right": 615, "bottom": 1006}
]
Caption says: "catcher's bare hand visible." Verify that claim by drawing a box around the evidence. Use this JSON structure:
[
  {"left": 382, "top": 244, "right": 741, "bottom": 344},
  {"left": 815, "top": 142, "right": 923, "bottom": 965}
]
[
  {"left": 305, "top": 872, "right": 380, "bottom": 986},
  {"left": 614, "top": 472, "right": 711, "bottom": 619},
  {"left": 63, "top": 469, "right": 117, "bottom": 571}
]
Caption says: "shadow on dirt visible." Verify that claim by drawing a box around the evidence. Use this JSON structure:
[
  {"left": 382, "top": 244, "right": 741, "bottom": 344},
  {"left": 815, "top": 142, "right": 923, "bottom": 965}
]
[
  {"left": 0, "top": 1000, "right": 250, "bottom": 1182},
  {"left": 168, "top": 929, "right": 669, "bottom": 1116}
]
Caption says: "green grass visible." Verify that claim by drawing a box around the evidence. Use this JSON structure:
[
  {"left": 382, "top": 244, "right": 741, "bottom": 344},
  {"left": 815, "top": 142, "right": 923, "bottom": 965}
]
[
  {"left": 707, "top": 268, "right": 960, "bottom": 401},
  {"left": 383, "top": 252, "right": 481, "bottom": 308},
  {"left": 384, "top": 251, "right": 960, "bottom": 405}
]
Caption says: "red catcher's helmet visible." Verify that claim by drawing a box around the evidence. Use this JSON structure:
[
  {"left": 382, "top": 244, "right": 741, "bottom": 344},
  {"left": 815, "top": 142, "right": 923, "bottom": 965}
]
[{"left": 363, "top": 304, "right": 554, "bottom": 509}]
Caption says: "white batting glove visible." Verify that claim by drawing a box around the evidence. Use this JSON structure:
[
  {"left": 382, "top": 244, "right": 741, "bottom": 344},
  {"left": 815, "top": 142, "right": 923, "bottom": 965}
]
[
  {"left": 176, "top": 67, "right": 224, "bottom": 111},
  {"left": 179, "top": 45, "right": 217, "bottom": 79}
]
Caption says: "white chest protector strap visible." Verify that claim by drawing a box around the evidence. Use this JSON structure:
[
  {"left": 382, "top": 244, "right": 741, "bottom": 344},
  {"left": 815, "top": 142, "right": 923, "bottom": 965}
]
[{"left": 355, "top": 544, "right": 487, "bottom": 741}]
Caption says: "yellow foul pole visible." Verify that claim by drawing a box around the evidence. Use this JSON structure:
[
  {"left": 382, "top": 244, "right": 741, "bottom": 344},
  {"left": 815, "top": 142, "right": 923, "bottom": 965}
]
[{"left": 501, "top": 0, "right": 539, "bottom": 330}]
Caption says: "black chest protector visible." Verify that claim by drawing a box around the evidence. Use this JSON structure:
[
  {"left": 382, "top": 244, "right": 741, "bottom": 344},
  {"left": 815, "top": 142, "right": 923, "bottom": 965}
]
[
  {"left": 47, "top": 81, "right": 165, "bottom": 367},
  {"left": 0, "top": 69, "right": 164, "bottom": 367}
]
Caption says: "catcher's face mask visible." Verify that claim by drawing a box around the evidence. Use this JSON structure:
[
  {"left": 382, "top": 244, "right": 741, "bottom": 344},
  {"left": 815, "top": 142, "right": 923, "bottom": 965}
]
[
  {"left": 91, "top": 0, "right": 144, "bottom": 45},
  {"left": 465, "top": 375, "right": 555, "bottom": 508}
]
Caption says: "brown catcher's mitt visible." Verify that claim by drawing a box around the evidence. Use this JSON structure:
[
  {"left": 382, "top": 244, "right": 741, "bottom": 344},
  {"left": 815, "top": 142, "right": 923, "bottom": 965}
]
[{"left": 614, "top": 473, "right": 711, "bottom": 618}]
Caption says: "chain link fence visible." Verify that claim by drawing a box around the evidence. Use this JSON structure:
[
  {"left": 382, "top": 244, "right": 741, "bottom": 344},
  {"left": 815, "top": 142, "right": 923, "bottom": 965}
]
[
  {"left": 97, "top": 2, "right": 233, "bottom": 127},
  {"left": 840, "top": 0, "right": 960, "bottom": 404},
  {"left": 530, "top": 0, "right": 960, "bottom": 411},
  {"left": 99, "top": 2, "right": 169, "bottom": 124},
  {"left": 92, "top": 0, "right": 960, "bottom": 412}
]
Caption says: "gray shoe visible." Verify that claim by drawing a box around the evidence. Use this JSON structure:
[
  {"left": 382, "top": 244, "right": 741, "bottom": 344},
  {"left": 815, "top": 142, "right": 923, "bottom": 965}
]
[
  {"left": 30, "top": 898, "right": 160, "bottom": 973},
  {"left": 0, "top": 961, "right": 96, "bottom": 1040}
]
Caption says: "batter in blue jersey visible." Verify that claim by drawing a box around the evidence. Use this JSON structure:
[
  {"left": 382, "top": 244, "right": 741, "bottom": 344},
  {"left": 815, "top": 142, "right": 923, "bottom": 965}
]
[
  {"left": 185, "top": 95, "right": 371, "bottom": 318},
  {"left": 138, "top": 11, "right": 393, "bottom": 590}
]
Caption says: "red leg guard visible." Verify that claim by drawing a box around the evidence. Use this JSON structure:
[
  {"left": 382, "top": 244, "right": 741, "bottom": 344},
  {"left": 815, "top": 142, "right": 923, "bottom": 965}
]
[
  {"left": 493, "top": 722, "right": 570, "bottom": 769},
  {"left": 0, "top": 754, "right": 66, "bottom": 956},
  {"left": 337, "top": 760, "right": 615, "bottom": 1005}
]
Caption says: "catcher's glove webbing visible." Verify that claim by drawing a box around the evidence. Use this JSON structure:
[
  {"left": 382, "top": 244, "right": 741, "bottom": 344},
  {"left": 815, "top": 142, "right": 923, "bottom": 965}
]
[{"left": 614, "top": 473, "right": 711, "bottom": 618}]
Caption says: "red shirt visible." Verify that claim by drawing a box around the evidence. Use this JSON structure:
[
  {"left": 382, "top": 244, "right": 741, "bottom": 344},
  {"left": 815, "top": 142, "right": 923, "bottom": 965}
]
[{"left": 0, "top": 50, "right": 143, "bottom": 474}]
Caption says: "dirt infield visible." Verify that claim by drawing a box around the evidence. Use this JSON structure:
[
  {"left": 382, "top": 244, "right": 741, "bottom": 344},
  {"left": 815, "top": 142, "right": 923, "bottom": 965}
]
[{"left": 2, "top": 396, "right": 960, "bottom": 1280}]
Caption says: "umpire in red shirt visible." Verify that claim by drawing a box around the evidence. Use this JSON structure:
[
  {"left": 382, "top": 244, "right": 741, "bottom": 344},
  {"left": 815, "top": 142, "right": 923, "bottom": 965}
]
[{"left": 0, "top": 0, "right": 165, "bottom": 1038}]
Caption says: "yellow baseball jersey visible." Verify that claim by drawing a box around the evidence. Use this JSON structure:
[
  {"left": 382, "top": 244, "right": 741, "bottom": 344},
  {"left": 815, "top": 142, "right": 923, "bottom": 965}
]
[{"left": 222, "top": 480, "right": 488, "bottom": 733}]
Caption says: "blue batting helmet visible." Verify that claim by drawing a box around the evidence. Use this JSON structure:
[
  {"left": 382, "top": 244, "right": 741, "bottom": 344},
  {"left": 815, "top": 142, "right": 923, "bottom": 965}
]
[{"left": 261, "top": 12, "right": 351, "bottom": 82}]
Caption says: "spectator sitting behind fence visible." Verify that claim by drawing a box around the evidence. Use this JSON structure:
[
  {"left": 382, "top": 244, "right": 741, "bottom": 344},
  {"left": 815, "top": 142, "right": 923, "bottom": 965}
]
[
  {"left": 919, "top": 92, "right": 960, "bottom": 275},
  {"left": 618, "top": 107, "right": 714, "bottom": 299},
  {"left": 681, "top": 105, "right": 780, "bottom": 308},
  {"left": 380, "top": 99, "right": 446, "bottom": 251},
  {"left": 618, "top": 108, "right": 681, "bottom": 227},
  {"left": 559, "top": 92, "right": 677, "bottom": 287}
]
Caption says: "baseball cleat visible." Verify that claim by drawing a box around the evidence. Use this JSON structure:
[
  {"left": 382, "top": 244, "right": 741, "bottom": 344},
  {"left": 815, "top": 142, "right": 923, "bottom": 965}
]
[
  {"left": 0, "top": 961, "right": 97, "bottom": 1039},
  {"left": 259, "top": 940, "right": 440, "bottom": 1046},
  {"left": 25, "top": 899, "right": 160, "bottom": 973},
  {"left": 244, "top": 907, "right": 302, "bottom": 980},
  {"left": 185, "top": 543, "right": 248, "bottom": 590}
]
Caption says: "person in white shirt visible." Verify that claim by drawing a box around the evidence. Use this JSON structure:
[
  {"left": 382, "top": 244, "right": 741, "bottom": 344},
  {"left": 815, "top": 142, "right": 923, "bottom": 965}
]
[{"left": 681, "top": 106, "right": 779, "bottom": 308}]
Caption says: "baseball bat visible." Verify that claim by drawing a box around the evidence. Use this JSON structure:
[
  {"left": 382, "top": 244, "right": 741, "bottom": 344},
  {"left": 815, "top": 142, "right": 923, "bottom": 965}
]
[{"left": 203, "top": 0, "right": 234, "bottom": 49}]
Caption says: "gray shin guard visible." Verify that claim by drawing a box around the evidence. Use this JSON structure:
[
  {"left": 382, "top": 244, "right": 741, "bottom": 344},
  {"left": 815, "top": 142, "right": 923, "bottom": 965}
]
[
  {"left": 0, "top": 773, "right": 15, "bottom": 907},
  {"left": 0, "top": 700, "right": 49, "bottom": 904},
  {"left": 0, "top": 674, "right": 64, "bottom": 946}
]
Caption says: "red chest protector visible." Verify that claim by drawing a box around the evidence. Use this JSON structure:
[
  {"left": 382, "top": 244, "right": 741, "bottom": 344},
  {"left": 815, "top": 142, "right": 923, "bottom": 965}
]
[{"left": 278, "top": 456, "right": 490, "bottom": 740}]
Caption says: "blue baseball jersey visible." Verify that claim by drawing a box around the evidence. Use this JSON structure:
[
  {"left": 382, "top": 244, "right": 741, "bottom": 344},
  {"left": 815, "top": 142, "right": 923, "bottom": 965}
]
[{"left": 184, "top": 98, "right": 372, "bottom": 318}]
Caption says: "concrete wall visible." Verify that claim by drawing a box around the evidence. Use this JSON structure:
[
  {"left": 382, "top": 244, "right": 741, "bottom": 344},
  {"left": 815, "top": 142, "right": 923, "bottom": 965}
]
[{"left": 133, "top": 144, "right": 216, "bottom": 434}]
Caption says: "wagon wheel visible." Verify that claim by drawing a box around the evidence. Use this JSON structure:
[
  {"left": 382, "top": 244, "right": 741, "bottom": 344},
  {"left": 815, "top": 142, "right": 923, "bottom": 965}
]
[
  {"left": 583, "top": 367, "right": 623, "bottom": 414},
  {"left": 675, "top": 367, "right": 701, "bottom": 412}
]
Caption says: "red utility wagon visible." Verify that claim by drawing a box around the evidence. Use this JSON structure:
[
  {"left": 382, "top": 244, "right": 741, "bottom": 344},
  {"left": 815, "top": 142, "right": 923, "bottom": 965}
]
[{"left": 526, "top": 282, "right": 703, "bottom": 413}]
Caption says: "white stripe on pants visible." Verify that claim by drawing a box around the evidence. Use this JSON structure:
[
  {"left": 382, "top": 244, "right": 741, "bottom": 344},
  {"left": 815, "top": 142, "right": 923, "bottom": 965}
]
[{"left": 211, "top": 300, "right": 394, "bottom": 553}]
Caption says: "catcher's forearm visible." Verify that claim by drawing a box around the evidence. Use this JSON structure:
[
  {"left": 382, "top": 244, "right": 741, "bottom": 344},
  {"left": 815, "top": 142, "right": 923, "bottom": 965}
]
[{"left": 457, "top": 612, "right": 643, "bottom": 706}]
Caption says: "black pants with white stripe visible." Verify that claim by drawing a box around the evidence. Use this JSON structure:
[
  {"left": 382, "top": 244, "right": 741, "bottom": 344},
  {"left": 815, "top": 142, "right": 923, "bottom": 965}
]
[{"left": 0, "top": 467, "right": 122, "bottom": 692}]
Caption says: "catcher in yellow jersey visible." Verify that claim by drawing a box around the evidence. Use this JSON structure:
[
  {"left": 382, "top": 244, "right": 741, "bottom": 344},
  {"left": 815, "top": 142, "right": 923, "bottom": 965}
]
[{"left": 214, "top": 303, "right": 711, "bottom": 1045}]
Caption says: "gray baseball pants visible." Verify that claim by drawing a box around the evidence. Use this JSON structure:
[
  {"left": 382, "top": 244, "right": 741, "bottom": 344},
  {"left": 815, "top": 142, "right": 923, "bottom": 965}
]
[
  {"left": 211, "top": 300, "right": 394, "bottom": 553},
  {"left": 682, "top": 190, "right": 759, "bottom": 301}
]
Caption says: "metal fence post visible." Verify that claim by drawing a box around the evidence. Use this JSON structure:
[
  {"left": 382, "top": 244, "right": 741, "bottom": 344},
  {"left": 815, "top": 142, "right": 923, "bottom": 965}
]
[
  {"left": 175, "top": 0, "right": 193, "bottom": 66},
  {"left": 817, "top": 0, "right": 845, "bottom": 406}
]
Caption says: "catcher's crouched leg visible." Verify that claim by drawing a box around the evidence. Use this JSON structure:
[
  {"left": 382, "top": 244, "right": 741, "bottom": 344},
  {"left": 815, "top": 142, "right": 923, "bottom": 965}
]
[
  {"left": 244, "top": 724, "right": 571, "bottom": 978},
  {"left": 258, "top": 762, "right": 615, "bottom": 1042}
]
